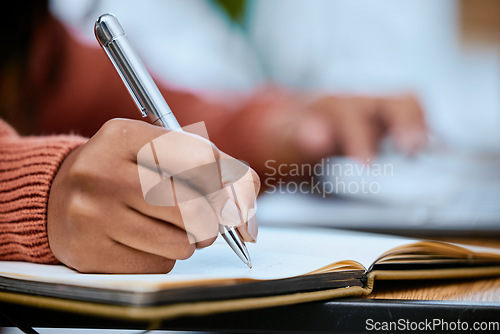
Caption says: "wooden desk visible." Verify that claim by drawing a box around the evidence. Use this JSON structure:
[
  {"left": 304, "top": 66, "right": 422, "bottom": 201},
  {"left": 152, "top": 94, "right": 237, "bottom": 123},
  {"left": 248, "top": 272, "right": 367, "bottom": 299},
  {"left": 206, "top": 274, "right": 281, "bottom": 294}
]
[{"left": 1, "top": 235, "right": 500, "bottom": 333}]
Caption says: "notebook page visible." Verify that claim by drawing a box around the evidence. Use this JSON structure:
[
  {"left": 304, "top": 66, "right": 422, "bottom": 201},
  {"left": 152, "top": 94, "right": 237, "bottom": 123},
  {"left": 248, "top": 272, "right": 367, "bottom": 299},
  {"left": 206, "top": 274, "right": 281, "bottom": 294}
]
[
  {"left": 0, "top": 226, "right": 412, "bottom": 292},
  {"left": 170, "top": 226, "right": 413, "bottom": 279}
]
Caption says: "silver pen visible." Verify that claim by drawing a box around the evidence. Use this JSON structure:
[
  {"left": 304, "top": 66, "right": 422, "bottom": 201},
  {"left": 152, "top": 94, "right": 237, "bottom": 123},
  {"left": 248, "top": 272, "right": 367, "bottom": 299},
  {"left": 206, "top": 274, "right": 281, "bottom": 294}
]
[{"left": 94, "top": 13, "right": 252, "bottom": 268}]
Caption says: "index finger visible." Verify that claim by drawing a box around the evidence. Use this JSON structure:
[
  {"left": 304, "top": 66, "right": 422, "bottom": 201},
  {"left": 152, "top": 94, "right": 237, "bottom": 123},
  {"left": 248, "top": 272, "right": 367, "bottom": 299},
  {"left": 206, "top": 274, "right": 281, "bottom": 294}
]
[
  {"left": 379, "top": 95, "right": 427, "bottom": 153},
  {"left": 220, "top": 156, "right": 260, "bottom": 242}
]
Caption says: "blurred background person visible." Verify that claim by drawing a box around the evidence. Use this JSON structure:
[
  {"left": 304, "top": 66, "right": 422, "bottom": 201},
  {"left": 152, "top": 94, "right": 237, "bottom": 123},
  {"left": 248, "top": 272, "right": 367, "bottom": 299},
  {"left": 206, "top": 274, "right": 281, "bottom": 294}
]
[
  {"left": 1, "top": 0, "right": 427, "bottom": 178},
  {"left": 47, "top": 0, "right": 500, "bottom": 231},
  {"left": 50, "top": 0, "right": 500, "bottom": 151}
]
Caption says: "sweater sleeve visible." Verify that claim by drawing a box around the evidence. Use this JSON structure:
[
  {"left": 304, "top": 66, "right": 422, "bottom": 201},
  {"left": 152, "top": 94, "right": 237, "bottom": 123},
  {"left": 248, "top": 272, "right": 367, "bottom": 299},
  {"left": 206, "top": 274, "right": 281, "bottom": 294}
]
[{"left": 0, "top": 119, "right": 86, "bottom": 263}]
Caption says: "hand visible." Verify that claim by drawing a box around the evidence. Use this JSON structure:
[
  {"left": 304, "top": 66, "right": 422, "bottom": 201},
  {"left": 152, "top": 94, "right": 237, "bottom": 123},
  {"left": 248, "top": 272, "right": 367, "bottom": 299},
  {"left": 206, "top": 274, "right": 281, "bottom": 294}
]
[
  {"left": 47, "top": 119, "right": 260, "bottom": 274},
  {"left": 264, "top": 93, "right": 427, "bottom": 167}
]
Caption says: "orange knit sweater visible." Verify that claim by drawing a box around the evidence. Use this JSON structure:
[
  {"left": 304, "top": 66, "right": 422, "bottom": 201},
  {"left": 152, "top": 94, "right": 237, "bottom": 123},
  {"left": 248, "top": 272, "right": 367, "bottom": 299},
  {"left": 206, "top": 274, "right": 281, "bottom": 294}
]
[{"left": 0, "top": 120, "right": 86, "bottom": 263}]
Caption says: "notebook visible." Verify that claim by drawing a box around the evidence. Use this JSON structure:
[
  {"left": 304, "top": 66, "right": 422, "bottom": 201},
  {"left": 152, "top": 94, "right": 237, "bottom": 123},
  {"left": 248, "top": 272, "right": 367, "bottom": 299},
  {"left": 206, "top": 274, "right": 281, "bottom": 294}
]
[{"left": 1, "top": 226, "right": 500, "bottom": 321}]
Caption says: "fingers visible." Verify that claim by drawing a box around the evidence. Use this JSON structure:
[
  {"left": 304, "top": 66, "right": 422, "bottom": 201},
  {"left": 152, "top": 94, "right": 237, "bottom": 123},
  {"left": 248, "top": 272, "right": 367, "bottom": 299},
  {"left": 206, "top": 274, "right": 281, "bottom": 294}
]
[
  {"left": 101, "top": 118, "right": 260, "bottom": 247},
  {"left": 49, "top": 118, "right": 250, "bottom": 274},
  {"left": 379, "top": 95, "right": 427, "bottom": 154},
  {"left": 96, "top": 118, "right": 170, "bottom": 162},
  {"left": 129, "top": 142, "right": 259, "bottom": 246},
  {"left": 98, "top": 118, "right": 222, "bottom": 179},
  {"left": 125, "top": 119, "right": 225, "bottom": 244},
  {"left": 136, "top": 122, "right": 220, "bottom": 181},
  {"left": 334, "top": 97, "right": 381, "bottom": 162},
  {"left": 294, "top": 112, "right": 336, "bottom": 160},
  {"left": 74, "top": 237, "right": 177, "bottom": 274},
  {"left": 125, "top": 163, "right": 220, "bottom": 246},
  {"left": 307, "top": 94, "right": 427, "bottom": 161},
  {"left": 220, "top": 157, "right": 260, "bottom": 242},
  {"left": 108, "top": 204, "right": 196, "bottom": 261}
]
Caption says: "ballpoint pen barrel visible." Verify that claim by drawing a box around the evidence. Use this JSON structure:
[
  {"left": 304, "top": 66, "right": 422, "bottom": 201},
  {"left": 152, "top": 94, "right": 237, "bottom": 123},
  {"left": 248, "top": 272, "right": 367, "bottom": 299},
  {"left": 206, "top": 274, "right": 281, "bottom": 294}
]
[
  {"left": 94, "top": 13, "right": 251, "bottom": 268},
  {"left": 95, "top": 14, "right": 180, "bottom": 130}
]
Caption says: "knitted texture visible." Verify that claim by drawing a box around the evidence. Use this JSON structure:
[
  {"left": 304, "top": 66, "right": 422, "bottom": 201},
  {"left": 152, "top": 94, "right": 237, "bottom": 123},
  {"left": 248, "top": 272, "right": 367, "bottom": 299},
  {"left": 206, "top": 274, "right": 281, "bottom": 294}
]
[{"left": 0, "top": 119, "right": 86, "bottom": 263}]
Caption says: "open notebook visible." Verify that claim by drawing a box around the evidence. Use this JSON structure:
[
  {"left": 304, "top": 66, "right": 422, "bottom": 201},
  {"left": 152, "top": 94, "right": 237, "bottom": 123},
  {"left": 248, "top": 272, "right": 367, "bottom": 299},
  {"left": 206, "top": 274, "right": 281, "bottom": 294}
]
[{"left": 1, "top": 226, "right": 500, "bottom": 321}]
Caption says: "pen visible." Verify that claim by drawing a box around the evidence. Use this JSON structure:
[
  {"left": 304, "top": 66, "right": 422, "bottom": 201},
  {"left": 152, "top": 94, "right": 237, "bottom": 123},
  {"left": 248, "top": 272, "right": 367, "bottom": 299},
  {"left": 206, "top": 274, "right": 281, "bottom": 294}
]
[{"left": 94, "top": 13, "right": 252, "bottom": 268}]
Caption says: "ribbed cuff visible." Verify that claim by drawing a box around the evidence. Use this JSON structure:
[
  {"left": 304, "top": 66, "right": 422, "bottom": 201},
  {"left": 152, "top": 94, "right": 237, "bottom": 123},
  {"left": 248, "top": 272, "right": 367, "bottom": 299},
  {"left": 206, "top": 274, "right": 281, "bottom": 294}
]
[{"left": 0, "top": 126, "right": 86, "bottom": 264}]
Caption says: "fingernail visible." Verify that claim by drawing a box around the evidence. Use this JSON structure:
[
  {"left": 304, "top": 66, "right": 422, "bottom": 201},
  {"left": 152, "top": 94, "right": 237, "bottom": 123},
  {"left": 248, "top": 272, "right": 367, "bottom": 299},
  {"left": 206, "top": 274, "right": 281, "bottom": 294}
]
[
  {"left": 221, "top": 199, "right": 242, "bottom": 227},
  {"left": 247, "top": 208, "right": 258, "bottom": 242}
]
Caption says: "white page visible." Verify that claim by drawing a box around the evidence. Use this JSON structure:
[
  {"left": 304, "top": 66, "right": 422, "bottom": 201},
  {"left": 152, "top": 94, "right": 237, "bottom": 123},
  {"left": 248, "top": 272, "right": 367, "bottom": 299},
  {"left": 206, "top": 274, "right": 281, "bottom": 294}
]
[{"left": 0, "top": 226, "right": 427, "bottom": 292}]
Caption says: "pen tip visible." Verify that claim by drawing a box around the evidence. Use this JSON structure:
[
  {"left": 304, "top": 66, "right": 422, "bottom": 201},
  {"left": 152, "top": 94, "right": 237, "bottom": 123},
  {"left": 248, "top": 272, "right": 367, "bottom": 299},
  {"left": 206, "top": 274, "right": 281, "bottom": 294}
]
[{"left": 247, "top": 262, "right": 253, "bottom": 269}]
